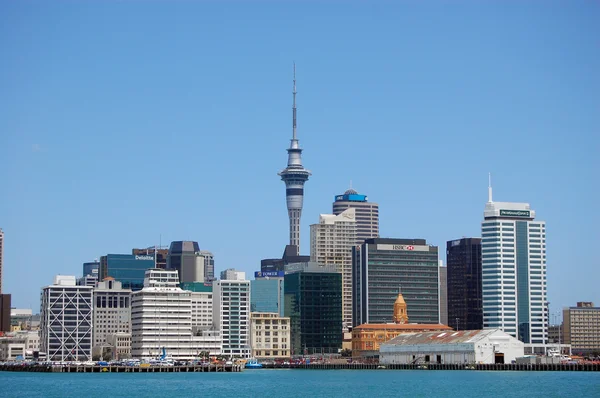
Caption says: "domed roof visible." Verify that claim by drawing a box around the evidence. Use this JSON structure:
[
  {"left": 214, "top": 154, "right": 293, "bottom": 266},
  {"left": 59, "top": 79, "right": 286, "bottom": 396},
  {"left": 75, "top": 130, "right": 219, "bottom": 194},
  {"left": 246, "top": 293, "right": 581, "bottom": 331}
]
[{"left": 344, "top": 189, "right": 358, "bottom": 195}]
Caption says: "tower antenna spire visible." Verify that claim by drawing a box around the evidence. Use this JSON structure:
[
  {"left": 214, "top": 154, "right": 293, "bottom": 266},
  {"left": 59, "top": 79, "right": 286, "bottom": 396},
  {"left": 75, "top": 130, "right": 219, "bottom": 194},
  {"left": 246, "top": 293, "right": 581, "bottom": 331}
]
[
  {"left": 488, "top": 172, "right": 493, "bottom": 202},
  {"left": 292, "top": 62, "right": 297, "bottom": 141}
]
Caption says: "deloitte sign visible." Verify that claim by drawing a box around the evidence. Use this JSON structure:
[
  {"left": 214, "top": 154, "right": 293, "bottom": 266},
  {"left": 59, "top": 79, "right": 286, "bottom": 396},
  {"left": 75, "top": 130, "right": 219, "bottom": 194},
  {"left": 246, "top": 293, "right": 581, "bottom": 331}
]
[
  {"left": 135, "top": 255, "right": 154, "bottom": 261},
  {"left": 500, "top": 209, "right": 531, "bottom": 218}
]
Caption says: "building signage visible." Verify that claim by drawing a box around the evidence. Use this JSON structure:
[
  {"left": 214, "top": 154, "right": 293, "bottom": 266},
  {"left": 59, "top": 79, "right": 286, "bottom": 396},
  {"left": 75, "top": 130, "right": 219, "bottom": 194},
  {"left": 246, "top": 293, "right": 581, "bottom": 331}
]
[
  {"left": 376, "top": 244, "right": 429, "bottom": 252},
  {"left": 255, "top": 271, "right": 285, "bottom": 278},
  {"left": 135, "top": 255, "right": 154, "bottom": 261},
  {"left": 499, "top": 209, "right": 531, "bottom": 218}
]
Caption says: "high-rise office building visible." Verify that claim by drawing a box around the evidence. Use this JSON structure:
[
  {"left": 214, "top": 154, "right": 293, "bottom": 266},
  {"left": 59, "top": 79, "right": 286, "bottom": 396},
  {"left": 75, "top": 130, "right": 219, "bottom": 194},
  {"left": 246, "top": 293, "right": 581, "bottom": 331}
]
[
  {"left": 0, "top": 228, "right": 4, "bottom": 293},
  {"left": 40, "top": 276, "right": 93, "bottom": 361},
  {"left": 310, "top": 208, "right": 357, "bottom": 329},
  {"left": 99, "top": 254, "right": 156, "bottom": 291},
  {"left": 93, "top": 278, "right": 132, "bottom": 350},
  {"left": 199, "top": 251, "right": 215, "bottom": 282},
  {"left": 213, "top": 279, "right": 251, "bottom": 358},
  {"left": 167, "top": 241, "right": 206, "bottom": 283},
  {"left": 261, "top": 245, "right": 310, "bottom": 273},
  {"left": 439, "top": 263, "right": 448, "bottom": 326},
  {"left": 131, "top": 269, "right": 221, "bottom": 359},
  {"left": 278, "top": 65, "right": 311, "bottom": 255},
  {"left": 191, "top": 290, "right": 213, "bottom": 333},
  {"left": 563, "top": 302, "right": 600, "bottom": 355},
  {"left": 482, "top": 183, "right": 547, "bottom": 344},
  {"left": 251, "top": 271, "right": 285, "bottom": 316},
  {"left": 447, "top": 238, "right": 483, "bottom": 331},
  {"left": 0, "top": 294, "right": 10, "bottom": 333},
  {"left": 132, "top": 248, "right": 169, "bottom": 269},
  {"left": 284, "top": 262, "right": 343, "bottom": 355},
  {"left": 333, "top": 189, "right": 379, "bottom": 245},
  {"left": 352, "top": 238, "right": 440, "bottom": 327},
  {"left": 82, "top": 259, "right": 100, "bottom": 279}
]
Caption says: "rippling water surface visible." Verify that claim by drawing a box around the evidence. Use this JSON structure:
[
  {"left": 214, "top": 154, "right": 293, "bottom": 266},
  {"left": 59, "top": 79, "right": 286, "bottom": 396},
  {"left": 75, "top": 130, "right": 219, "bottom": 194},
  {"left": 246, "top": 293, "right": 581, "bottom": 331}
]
[{"left": 0, "top": 369, "right": 598, "bottom": 397}]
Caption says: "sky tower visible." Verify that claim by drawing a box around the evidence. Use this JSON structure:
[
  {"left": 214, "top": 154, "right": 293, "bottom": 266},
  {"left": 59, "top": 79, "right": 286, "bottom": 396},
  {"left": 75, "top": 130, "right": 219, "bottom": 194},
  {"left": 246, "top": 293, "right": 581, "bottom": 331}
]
[{"left": 278, "top": 64, "right": 311, "bottom": 255}]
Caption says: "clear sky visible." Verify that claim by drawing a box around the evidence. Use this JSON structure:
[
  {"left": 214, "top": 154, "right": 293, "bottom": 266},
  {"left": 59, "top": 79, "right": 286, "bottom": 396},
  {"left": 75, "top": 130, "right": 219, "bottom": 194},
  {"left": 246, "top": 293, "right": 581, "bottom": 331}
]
[{"left": 1, "top": 1, "right": 598, "bottom": 319}]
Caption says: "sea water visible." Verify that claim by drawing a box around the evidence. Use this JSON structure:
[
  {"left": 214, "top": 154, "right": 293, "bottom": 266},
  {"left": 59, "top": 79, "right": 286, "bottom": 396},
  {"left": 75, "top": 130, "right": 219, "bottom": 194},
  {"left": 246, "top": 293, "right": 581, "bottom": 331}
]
[{"left": 0, "top": 369, "right": 598, "bottom": 397}]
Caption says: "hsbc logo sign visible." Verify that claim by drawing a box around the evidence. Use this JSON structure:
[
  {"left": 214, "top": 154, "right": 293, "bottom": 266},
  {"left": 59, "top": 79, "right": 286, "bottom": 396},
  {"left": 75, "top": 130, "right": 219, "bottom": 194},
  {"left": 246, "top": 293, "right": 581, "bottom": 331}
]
[
  {"left": 377, "top": 244, "right": 430, "bottom": 252},
  {"left": 393, "top": 245, "right": 414, "bottom": 251}
]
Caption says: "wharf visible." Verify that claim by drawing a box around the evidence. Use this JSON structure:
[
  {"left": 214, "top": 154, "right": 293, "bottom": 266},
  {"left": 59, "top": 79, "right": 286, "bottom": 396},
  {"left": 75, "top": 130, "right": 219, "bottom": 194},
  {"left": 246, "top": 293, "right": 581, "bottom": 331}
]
[
  {"left": 263, "top": 363, "right": 600, "bottom": 371},
  {"left": 0, "top": 364, "right": 243, "bottom": 373}
]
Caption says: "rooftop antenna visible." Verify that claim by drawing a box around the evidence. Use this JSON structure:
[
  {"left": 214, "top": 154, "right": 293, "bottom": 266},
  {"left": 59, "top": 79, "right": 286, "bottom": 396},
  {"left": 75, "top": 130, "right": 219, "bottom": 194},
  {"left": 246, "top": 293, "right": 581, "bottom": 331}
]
[
  {"left": 292, "top": 62, "right": 297, "bottom": 141},
  {"left": 488, "top": 172, "right": 493, "bottom": 202}
]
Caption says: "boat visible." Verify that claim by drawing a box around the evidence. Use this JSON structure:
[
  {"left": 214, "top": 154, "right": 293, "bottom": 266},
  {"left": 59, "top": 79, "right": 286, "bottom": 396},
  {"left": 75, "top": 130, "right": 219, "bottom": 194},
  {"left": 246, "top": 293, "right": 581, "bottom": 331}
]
[{"left": 245, "top": 358, "right": 263, "bottom": 369}]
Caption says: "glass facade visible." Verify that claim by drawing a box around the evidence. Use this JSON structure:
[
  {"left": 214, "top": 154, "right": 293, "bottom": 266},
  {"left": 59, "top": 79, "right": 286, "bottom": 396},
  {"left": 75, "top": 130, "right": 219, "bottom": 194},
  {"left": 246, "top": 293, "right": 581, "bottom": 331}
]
[
  {"left": 353, "top": 238, "right": 440, "bottom": 327},
  {"left": 251, "top": 278, "right": 284, "bottom": 316},
  {"left": 99, "top": 254, "right": 155, "bottom": 291},
  {"left": 446, "top": 238, "right": 483, "bottom": 330},
  {"left": 82, "top": 261, "right": 99, "bottom": 277},
  {"left": 284, "top": 271, "right": 342, "bottom": 355},
  {"left": 516, "top": 221, "right": 530, "bottom": 343}
]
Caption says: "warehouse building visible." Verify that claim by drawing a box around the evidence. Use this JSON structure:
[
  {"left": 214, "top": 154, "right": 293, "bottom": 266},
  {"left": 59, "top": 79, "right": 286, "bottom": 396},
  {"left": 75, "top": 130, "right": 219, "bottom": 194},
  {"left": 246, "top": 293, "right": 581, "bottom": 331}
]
[{"left": 379, "top": 329, "right": 524, "bottom": 365}]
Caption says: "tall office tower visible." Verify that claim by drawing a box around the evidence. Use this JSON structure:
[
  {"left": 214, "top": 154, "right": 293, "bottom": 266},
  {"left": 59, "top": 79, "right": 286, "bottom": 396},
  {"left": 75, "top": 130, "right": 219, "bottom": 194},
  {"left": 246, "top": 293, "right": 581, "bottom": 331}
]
[
  {"left": 278, "top": 65, "right": 311, "bottom": 256},
  {"left": 40, "top": 276, "right": 93, "bottom": 361},
  {"left": 284, "top": 262, "right": 342, "bottom": 355},
  {"left": 261, "top": 245, "right": 310, "bottom": 273},
  {"left": 482, "top": 182, "right": 547, "bottom": 344},
  {"left": 220, "top": 269, "right": 246, "bottom": 281},
  {"left": 251, "top": 271, "right": 285, "bottom": 316},
  {"left": 447, "top": 238, "right": 483, "bottom": 330},
  {"left": 199, "top": 251, "right": 215, "bottom": 282},
  {"left": 167, "top": 241, "right": 206, "bottom": 283},
  {"left": 439, "top": 263, "right": 448, "bottom": 326},
  {"left": 132, "top": 247, "right": 169, "bottom": 269},
  {"left": 213, "top": 279, "right": 251, "bottom": 358},
  {"left": 310, "top": 208, "right": 357, "bottom": 329},
  {"left": 352, "top": 238, "right": 440, "bottom": 327},
  {"left": 82, "top": 259, "right": 100, "bottom": 278},
  {"left": 0, "top": 228, "right": 4, "bottom": 293},
  {"left": 0, "top": 294, "right": 10, "bottom": 333},
  {"left": 191, "top": 289, "right": 213, "bottom": 333},
  {"left": 99, "top": 254, "right": 156, "bottom": 291},
  {"left": 332, "top": 189, "right": 379, "bottom": 245},
  {"left": 131, "top": 269, "right": 221, "bottom": 359},
  {"left": 92, "top": 278, "right": 132, "bottom": 350}
]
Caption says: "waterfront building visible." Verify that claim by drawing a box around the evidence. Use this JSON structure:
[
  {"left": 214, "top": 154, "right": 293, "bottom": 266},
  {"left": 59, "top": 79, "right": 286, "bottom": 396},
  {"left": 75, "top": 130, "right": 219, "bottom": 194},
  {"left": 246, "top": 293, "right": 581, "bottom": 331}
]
[
  {"left": 250, "top": 312, "right": 291, "bottom": 359},
  {"left": 131, "top": 269, "right": 221, "bottom": 359},
  {"left": 191, "top": 290, "right": 213, "bottom": 333},
  {"left": 213, "top": 278, "right": 251, "bottom": 358},
  {"left": 106, "top": 332, "right": 131, "bottom": 360},
  {"left": 310, "top": 208, "right": 357, "bottom": 329},
  {"left": 0, "top": 228, "right": 3, "bottom": 293},
  {"left": 132, "top": 248, "right": 169, "bottom": 269},
  {"left": 278, "top": 65, "right": 311, "bottom": 256},
  {"left": 332, "top": 189, "right": 379, "bottom": 245},
  {"left": 220, "top": 269, "right": 245, "bottom": 281},
  {"left": 40, "top": 276, "right": 93, "bottom": 361},
  {"left": 563, "top": 302, "right": 600, "bottom": 355},
  {"left": 446, "top": 238, "right": 483, "bottom": 330},
  {"left": 92, "top": 278, "right": 132, "bottom": 350},
  {"left": 482, "top": 183, "right": 547, "bottom": 344},
  {"left": 99, "top": 254, "right": 156, "bottom": 291},
  {"left": 380, "top": 329, "right": 524, "bottom": 365},
  {"left": 251, "top": 271, "right": 285, "bottom": 316},
  {"left": 352, "top": 238, "right": 440, "bottom": 327},
  {"left": 0, "top": 331, "right": 40, "bottom": 361},
  {"left": 439, "top": 263, "right": 448, "bottom": 326},
  {"left": 284, "top": 262, "right": 342, "bottom": 355},
  {"left": 261, "top": 245, "right": 309, "bottom": 273},
  {"left": 351, "top": 293, "right": 451, "bottom": 358},
  {"left": 0, "top": 294, "right": 10, "bottom": 333}
]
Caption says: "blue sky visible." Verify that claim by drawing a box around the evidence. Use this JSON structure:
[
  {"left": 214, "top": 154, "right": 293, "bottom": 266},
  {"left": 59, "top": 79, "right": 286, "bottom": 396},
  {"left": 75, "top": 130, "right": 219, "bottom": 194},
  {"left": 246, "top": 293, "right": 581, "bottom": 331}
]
[{"left": 1, "top": 1, "right": 598, "bottom": 318}]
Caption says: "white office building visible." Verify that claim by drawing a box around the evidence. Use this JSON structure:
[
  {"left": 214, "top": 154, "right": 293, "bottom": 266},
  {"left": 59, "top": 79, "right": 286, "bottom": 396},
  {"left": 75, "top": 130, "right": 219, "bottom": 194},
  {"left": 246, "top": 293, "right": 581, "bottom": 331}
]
[
  {"left": 310, "top": 208, "right": 356, "bottom": 329},
  {"left": 40, "top": 275, "right": 93, "bottom": 361},
  {"left": 482, "top": 184, "right": 547, "bottom": 344},
  {"left": 213, "top": 279, "right": 251, "bottom": 358},
  {"left": 191, "top": 291, "right": 213, "bottom": 333},
  {"left": 93, "top": 278, "right": 132, "bottom": 352},
  {"left": 220, "top": 269, "right": 246, "bottom": 281},
  {"left": 131, "top": 269, "right": 221, "bottom": 359}
]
